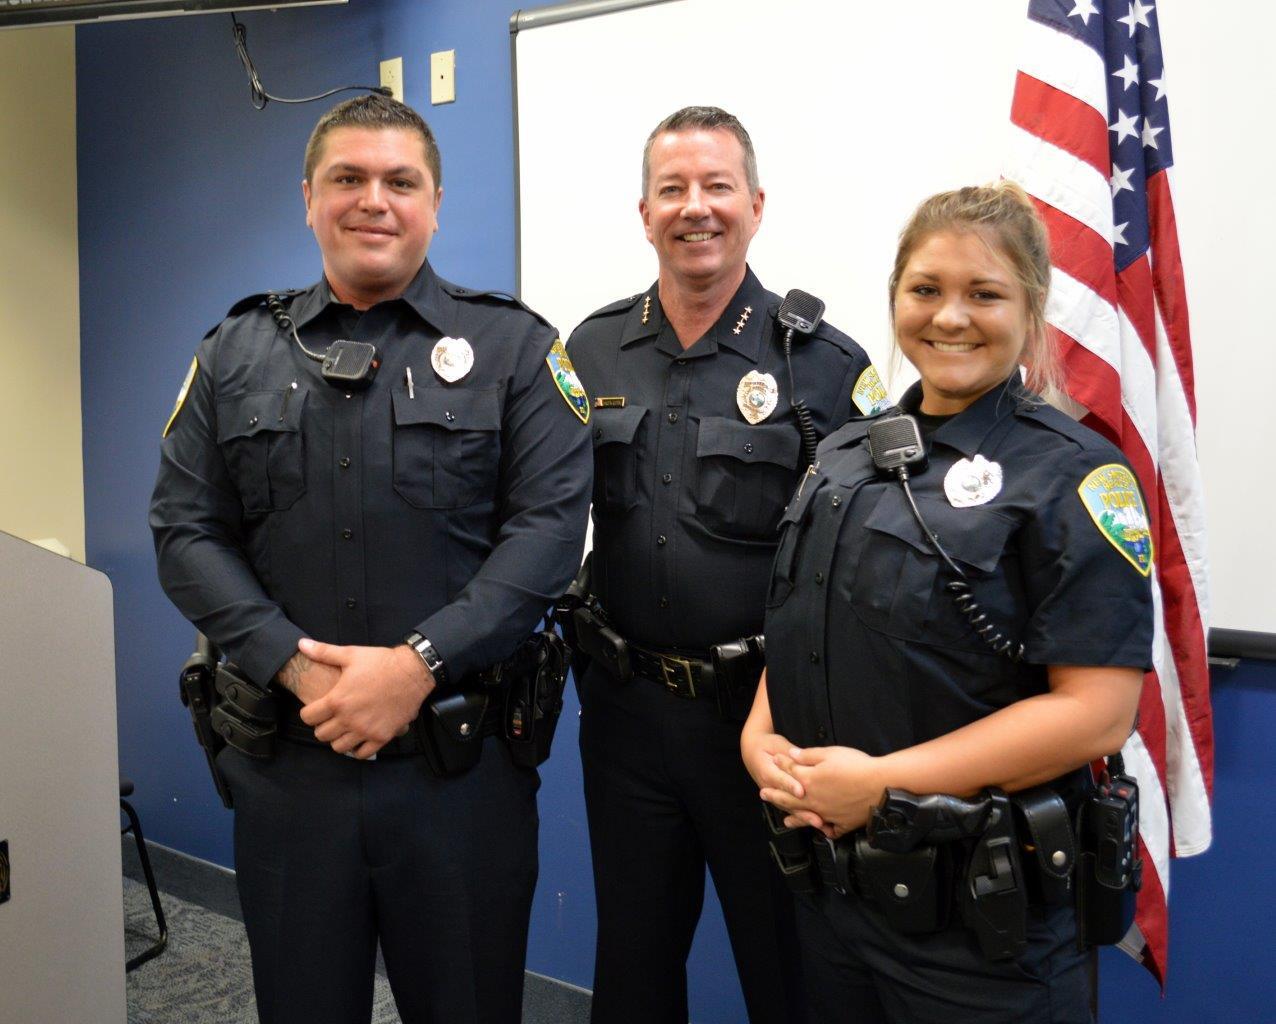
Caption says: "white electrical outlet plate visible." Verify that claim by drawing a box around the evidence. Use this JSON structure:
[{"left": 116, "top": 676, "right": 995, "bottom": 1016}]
[
  {"left": 431, "top": 50, "right": 456, "bottom": 105},
  {"left": 379, "top": 56, "right": 404, "bottom": 102}
]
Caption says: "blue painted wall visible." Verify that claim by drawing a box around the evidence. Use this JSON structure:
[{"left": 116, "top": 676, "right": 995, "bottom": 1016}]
[{"left": 74, "top": 3, "right": 1272, "bottom": 1022}]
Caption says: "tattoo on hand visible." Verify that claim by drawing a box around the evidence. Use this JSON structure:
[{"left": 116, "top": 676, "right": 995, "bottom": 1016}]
[{"left": 277, "top": 652, "right": 313, "bottom": 696}]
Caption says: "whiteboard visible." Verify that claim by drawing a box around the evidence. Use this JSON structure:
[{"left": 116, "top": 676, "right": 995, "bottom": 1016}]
[{"left": 514, "top": 0, "right": 1275, "bottom": 636}]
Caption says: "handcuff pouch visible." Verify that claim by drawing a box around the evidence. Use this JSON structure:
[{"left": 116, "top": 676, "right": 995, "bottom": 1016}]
[
  {"left": 414, "top": 690, "right": 489, "bottom": 778},
  {"left": 853, "top": 837, "right": 949, "bottom": 934}
]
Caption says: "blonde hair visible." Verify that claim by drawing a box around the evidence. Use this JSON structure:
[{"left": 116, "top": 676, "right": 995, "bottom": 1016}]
[{"left": 888, "top": 181, "right": 1062, "bottom": 399}]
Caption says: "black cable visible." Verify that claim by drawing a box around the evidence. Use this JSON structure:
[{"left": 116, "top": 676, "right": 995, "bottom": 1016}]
[
  {"left": 231, "top": 15, "right": 391, "bottom": 110},
  {"left": 781, "top": 327, "right": 819, "bottom": 469},
  {"left": 266, "top": 294, "right": 327, "bottom": 362},
  {"left": 897, "top": 468, "right": 1025, "bottom": 662}
]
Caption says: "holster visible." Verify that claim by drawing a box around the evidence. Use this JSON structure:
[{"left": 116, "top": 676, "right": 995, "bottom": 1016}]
[
  {"left": 571, "top": 605, "right": 632, "bottom": 683},
  {"left": 501, "top": 631, "right": 571, "bottom": 768},
  {"left": 959, "top": 790, "right": 1028, "bottom": 960},
  {"left": 413, "top": 689, "right": 490, "bottom": 778},
  {"left": 853, "top": 837, "right": 950, "bottom": 934},
  {"left": 178, "top": 642, "right": 233, "bottom": 809},
  {"left": 709, "top": 635, "right": 765, "bottom": 722},
  {"left": 211, "top": 661, "right": 276, "bottom": 760}
]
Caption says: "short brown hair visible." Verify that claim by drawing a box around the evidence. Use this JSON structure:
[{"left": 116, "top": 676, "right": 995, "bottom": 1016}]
[
  {"left": 889, "top": 180, "right": 1062, "bottom": 398},
  {"left": 641, "top": 105, "right": 759, "bottom": 197},
  {"left": 303, "top": 94, "right": 442, "bottom": 188}
]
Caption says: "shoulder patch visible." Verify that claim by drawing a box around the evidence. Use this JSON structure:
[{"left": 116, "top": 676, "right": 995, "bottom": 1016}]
[
  {"left": 1077, "top": 464, "right": 1153, "bottom": 576},
  {"left": 851, "top": 365, "right": 891, "bottom": 415},
  {"left": 163, "top": 356, "right": 198, "bottom": 438},
  {"left": 546, "top": 338, "right": 590, "bottom": 424}
]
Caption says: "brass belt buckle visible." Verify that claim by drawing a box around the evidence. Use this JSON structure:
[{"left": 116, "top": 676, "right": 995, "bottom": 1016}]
[{"left": 660, "top": 654, "right": 696, "bottom": 698}]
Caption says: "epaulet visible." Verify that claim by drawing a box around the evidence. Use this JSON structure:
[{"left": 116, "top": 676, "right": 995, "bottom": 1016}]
[
  {"left": 1016, "top": 400, "right": 1112, "bottom": 452},
  {"left": 437, "top": 278, "right": 555, "bottom": 332},
  {"left": 580, "top": 293, "right": 644, "bottom": 322},
  {"left": 816, "top": 406, "right": 886, "bottom": 456},
  {"left": 810, "top": 318, "right": 867, "bottom": 358},
  {"left": 202, "top": 290, "right": 300, "bottom": 341}
]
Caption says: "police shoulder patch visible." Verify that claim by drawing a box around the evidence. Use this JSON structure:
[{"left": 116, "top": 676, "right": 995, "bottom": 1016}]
[
  {"left": 163, "top": 356, "right": 198, "bottom": 438},
  {"left": 546, "top": 338, "right": 590, "bottom": 424},
  {"left": 851, "top": 364, "right": 891, "bottom": 415},
  {"left": 1077, "top": 463, "right": 1153, "bottom": 576}
]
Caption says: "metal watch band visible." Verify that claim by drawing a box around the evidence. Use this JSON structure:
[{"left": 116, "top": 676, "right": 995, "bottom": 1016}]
[{"left": 404, "top": 632, "right": 448, "bottom": 688}]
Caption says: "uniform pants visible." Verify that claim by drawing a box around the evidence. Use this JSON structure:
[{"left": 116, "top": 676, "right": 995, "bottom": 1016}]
[
  {"left": 217, "top": 736, "right": 539, "bottom": 1024},
  {"left": 579, "top": 663, "right": 805, "bottom": 1024},
  {"left": 795, "top": 887, "right": 1091, "bottom": 1023}
]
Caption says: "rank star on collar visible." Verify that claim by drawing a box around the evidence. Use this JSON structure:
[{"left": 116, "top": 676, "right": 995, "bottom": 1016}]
[{"left": 732, "top": 305, "right": 753, "bottom": 336}]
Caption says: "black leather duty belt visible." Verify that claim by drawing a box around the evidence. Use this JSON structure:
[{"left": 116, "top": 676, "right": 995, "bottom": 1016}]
[
  {"left": 276, "top": 702, "right": 502, "bottom": 757},
  {"left": 627, "top": 642, "right": 715, "bottom": 700}
]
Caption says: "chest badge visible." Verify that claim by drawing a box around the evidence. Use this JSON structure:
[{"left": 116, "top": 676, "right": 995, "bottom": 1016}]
[
  {"left": 736, "top": 370, "right": 778, "bottom": 425},
  {"left": 944, "top": 455, "right": 1003, "bottom": 508},
  {"left": 430, "top": 336, "right": 474, "bottom": 383}
]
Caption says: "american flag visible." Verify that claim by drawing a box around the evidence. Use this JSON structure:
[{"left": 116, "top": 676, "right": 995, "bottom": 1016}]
[{"left": 1004, "top": 0, "right": 1212, "bottom": 982}]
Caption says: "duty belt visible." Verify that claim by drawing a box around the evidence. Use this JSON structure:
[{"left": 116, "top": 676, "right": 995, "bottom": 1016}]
[
  {"left": 627, "top": 642, "right": 715, "bottom": 700},
  {"left": 276, "top": 696, "right": 503, "bottom": 757}
]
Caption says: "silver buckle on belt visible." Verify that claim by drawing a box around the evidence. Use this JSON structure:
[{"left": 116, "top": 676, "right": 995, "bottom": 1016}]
[{"left": 660, "top": 654, "right": 696, "bottom": 698}]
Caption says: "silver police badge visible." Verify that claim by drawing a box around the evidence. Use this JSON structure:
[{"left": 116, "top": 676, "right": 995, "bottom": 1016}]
[
  {"left": 736, "top": 371, "right": 778, "bottom": 425},
  {"left": 430, "top": 336, "right": 474, "bottom": 383},
  {"left": 944, "top": 454, "right": 1003, "bottom": 508}
]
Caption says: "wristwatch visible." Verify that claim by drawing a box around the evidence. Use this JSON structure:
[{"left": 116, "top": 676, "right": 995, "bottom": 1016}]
[{"left": 404, "top": 632, "right": 448, "bottom": 688}]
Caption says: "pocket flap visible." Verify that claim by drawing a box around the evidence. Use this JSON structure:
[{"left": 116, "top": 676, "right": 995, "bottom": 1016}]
[
  {"left": 863, "top": 488, "right": 1013, "bottom": 573},
  {"left": 216, "top": 388, "right": 305, "bottom": 443},
  {"left": 591, "top": 404, "right": 647, "bottom": 446},
  {"left": 697, "top": 417, "right": 799, "bottom": 467},
  {"left": 392, "top": 385, "right": 501, "bottom": 432}
]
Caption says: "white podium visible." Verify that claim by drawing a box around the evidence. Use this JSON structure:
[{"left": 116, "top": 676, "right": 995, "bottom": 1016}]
[{"left": 0, "top": 529, "right": 126, "bottom": 1023}]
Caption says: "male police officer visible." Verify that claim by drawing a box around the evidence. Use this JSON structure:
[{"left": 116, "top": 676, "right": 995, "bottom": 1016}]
[
  {"left": 150, "top": 95, "right": 591, "bottom": 1024},
  {"left": 566, "top": 106, "right": 886, "bottom": 1024}
]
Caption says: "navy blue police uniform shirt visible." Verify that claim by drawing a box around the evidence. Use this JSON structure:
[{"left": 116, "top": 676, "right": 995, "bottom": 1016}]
[
  {"left": 764, "top": 375, "right": 1154, "bottom": 798},
  {"left": 150, "top": 259, "right": 592, "bottom": 689},
  {"left": 567, "top": 267, "right": 881, "bottom": 653}
]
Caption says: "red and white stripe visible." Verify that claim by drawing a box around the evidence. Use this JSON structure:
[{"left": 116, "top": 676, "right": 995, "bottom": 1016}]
[{"left": 1005, "top": 15, "right": 1213, "bottom": 984}]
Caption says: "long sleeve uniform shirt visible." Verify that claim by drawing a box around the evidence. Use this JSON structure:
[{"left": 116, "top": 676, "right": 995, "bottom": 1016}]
[
  {"left": 150, "top": 259, "right": 592, "bottom": 688},
  {"left": 567, "top": 267, "right": 879, "bottom": 653}
]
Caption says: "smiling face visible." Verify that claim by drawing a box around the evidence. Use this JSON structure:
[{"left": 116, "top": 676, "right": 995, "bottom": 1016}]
[
  {"left": 639, "top": 128, "right": 764, "bottom": 294},
  {"left": 893, "top": 229, "right": 1032, "bottom": 415},
  {"left": 302, "top": 126, "right": 441, "bottom": 308}
]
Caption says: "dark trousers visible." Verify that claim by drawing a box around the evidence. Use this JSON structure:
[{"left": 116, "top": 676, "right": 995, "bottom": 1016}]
[
  {"left": 579, "top": 663, "right": 805, "bottom": 1024},
  {"left": 218, "top": 736, "right": 539, "bottom": 1024},
  {"left": 796, "top": 887, "right": 1092, "bottom": 1023}
]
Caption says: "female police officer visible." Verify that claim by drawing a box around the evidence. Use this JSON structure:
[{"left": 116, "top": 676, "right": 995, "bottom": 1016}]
[{"left": 741, "top": 182, "right": 1153, "bottom": 1022}]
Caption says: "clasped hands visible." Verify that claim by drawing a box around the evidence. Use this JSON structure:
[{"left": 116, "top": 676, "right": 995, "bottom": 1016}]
[
  {"left": 280, "top": 638, "right": 435, "bottom": 760},
  {"left": 743, "top": 731, "right": 885, "bottom": 839}
]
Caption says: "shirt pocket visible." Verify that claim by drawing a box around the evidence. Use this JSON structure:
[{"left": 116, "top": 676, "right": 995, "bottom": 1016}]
[
  {"left": 590, "top": 404, "right": 647, "bottom": 513},
  {"left": 392, "top": 385, "right": 502, "bottom": 510},
  {"left": 851, "top": 487, "right": 1017, "bottom": 645},
  {"left": 696, "top": 417, "right": 800, "bottom": 542},
  {"left": 216, "top": 387, "right": 308, "bottom": 513}
]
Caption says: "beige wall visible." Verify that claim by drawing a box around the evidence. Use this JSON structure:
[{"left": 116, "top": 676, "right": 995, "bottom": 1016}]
[{"left": 0, "top": 28, "right": 84, "bottom": 562}]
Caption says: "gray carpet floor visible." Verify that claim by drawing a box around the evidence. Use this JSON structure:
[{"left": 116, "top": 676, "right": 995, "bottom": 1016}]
[{"left": 122, "top": 871, "right": 590, "bottom": 1024}]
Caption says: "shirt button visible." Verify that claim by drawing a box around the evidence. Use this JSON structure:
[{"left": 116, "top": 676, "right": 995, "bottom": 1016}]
[
  {"left": 809, "top": 651, "right": 820, "bottom": 664},
  {"left": 248, "top": 416, "right": 258, "bottom": 427},
  {"left": 657, "top": 535, "right": 667, "bottom": 546},
  {"left": 815, "top": 571, "right": 824, "bottom": 584},
  {"left": 338, "top": 457, "right": 351, "bottom": 469},
  {"left": 346, "top": 598, "right": 357, "bottom": 609},
  {"left": 662, "top": 473, "right": 673, "bottom": 484},
  {"left": 816, "top": 726, "right": 828, "bottom": 741},
  {"left": 744, "top": 443, "right": 753, "bottom": 454},
  {"left": 668, "top": 411, "right": 679, "bottom": 424},
  {"left": 831, "top": 495, "right": 842, "bottom": 508},
  {"left": 445, "top": 411, "right": 455, "bottom": 422},
  {"left": 341, "top": 529, "right": 353, "bottom": 540},
  {"left": 658, "top": 596, "right": 669, "bottom": 608},
  {"left": 595, "top": 428, "right": 603, "bottom": 439},
  {"left": 345, "top": 393, "right": 353, "bottom": 399}
]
